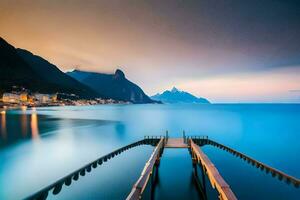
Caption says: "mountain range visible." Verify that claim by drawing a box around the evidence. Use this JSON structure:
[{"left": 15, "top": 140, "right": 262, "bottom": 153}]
[
  {"left": 0, "top": 37, "right": 96, "bottom": 98},
  {"left": 67, "top": 69, "right": 156, "bottom": 103},
  {"left": 151, "top": 87, "right": 210, "bottom": 104},
  {"left": 0, "top": 37, "right": 155, "bottom": 103}
]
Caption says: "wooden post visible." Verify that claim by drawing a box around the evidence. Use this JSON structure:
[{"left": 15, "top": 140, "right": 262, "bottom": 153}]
[
  {"left": 166, "top": 130, "right": 169, "bottom": 142},
  {"left": 190, "top": 147, "right": 197, "bottom": 166}
]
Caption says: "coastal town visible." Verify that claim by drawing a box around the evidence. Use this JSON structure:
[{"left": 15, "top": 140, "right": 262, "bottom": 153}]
[{"left": 0, "top": 90, "right": 128, "bottom": 109}]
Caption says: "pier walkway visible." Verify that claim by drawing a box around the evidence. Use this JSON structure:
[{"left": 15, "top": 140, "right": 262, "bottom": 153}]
[
  {"left": 25, "top": 134, "right": 300, "bottom": 200},
  {"left": 165, "top": 138, "right": 187, "bottom": 148}
]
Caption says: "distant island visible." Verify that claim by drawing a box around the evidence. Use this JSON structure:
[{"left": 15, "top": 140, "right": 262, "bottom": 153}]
[{"left": 151, "top": 87, "right": 210, "bottom": 104}]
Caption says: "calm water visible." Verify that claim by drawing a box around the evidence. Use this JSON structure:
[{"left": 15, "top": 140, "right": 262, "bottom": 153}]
[{"left": 0, "top": 104, "right": 300, "bottom": 199}]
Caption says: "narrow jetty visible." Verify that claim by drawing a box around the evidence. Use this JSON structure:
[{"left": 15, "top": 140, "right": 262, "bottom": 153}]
[
  {"left": 126, "top": 138, "right": 164, "bottom": 200},
  {"left": 190, "top": 140, "right": 237, "bottom": 200},
  {"left": 25, "top": 134, "right": 300, "bottom": 200}
]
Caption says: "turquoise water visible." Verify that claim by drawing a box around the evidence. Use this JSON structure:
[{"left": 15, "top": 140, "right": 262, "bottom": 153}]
[{"left": 0, "top": 104, "right": 300, "bottom": 199}]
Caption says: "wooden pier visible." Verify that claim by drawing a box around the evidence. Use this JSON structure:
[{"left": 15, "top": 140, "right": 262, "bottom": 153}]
[
  {"left": 127, "top": 136, "right": 236, "bottom": 200},
  {"left": 25, "top": 134, "right": 300, "bottom": 200},
  {"left": 190, "top": 140, "right": 237, "bottom": 200},
  {"left": 164, "top": 138, "right": 187, "bottom": 148},
  {"left": 126, "top": 138, "right": 164, "bottom": 200}
]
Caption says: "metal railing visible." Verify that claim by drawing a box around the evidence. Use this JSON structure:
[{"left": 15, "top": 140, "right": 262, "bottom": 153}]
[
  {"left": 192, "top": 137, "right": 300, "bottom": 188},
  {"left": 126, "top": 138, "right": 165, "bottom": 200},
  {"left": 25, "top": 138, "right": 161, "bottom": 200}
]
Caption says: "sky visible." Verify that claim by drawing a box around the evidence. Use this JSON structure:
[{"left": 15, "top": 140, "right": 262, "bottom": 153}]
[{"left": 0, "top": 0, "right": 300, "bottom": 103}]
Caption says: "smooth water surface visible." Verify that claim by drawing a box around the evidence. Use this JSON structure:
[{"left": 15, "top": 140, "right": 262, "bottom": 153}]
[{"left": 0, "top": 104, "right": 300, "bottom": 199}]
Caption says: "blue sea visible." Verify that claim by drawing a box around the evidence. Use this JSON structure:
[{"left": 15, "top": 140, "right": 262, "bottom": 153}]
[{"left": 0, "top": 104, "right": 299, "bottom": 199}]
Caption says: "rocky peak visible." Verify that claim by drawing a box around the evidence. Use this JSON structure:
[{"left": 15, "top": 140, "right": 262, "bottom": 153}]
[
  {"left": 0, "top": 37, "right": 14, "bottom": 50},
  {"left": 72, "top": 69, "right": 82, "bottom": 73},
  {"left": 114, "top": 69, "right": 125, "bottom": 79},
  {"left": 0, "top": 37, "right": 8, "bottom": 45},
  {"left": 171, "top": 87, "right": 180, "bottom": 93}
]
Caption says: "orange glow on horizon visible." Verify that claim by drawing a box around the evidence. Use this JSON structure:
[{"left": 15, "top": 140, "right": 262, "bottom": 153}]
[
  {"left": 175, "top": 67, "right": 300, "bottom": 103},
  {"left": 0, "top": 1, "right": 299, "bottom": 103}
]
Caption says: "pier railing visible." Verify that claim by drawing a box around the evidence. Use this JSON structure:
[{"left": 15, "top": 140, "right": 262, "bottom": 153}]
[
  {"left": 25, "top": 134, "right": 299, "bottom": 200},
  {"left": 191, "top": 137, "right": 300, "bottom": 188},
  {"left": 25, "top": 138, "right": 161, "bottom": 200},
  {"left": 190, "top": 139, "right": 237, "bottom": 200},
  {"left": 126, "top": 138, "right": 165, "bottom": 200}
]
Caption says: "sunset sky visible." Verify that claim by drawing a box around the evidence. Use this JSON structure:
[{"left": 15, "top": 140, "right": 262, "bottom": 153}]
[{"left": 0, "top": 0, "right": 300, "bottom": 102}]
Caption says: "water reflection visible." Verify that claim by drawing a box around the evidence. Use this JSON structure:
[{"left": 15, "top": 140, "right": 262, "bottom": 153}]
[
  {"left": 21, "top": 109, "right": 28, "bottom": 137},
  {"left": 115, "top": 122, "right": 126, "bottom": 139},
  {"left": 1, "top": 110, "right": 6, "bottom": 140},
  {"left": 150, "top": 166, "right": 160, "bottom": 200},
  {"left": 143, "top": 149, "right": 201, "bottom": 200},
  {"left": 30, "top": 112, "right": 39, "bottom": 139},
  {"left": 1, "top": 104, "right": 300, "bottom": 199},
  {"left": 0, "top": 109, "right": 113, "bottom": 149},
  {"left": 191, "top": 165, "right": 208, "bottom": 199}
]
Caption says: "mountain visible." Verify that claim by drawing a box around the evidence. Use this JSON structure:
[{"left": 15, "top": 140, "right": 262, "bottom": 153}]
[
  {"left": 151, "top": 87, "right": 210, "bottom": 104},
  {"left": 67, "top": 69, "right": 157, "bottom": 104},
  {"left": 0, "top": 38, "right": 42, "bottom": 94},
  {"left": 0, "top": 37, "right": 97, "bottom": 98}
]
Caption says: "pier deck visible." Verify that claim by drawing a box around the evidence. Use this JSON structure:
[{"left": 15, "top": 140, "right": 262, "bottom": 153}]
[{"left": 165, "top": 138, "right": 188, "bottom": 148}]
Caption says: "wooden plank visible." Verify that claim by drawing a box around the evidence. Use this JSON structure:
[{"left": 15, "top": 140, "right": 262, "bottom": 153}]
[
  {"left": 126, "top": 138, "right": 164, "bottom": 200},
  {"left": 190, "top": 140, "right": 237, "bottom": 200},
  {"left": 165, "top": 138, "right": 187, "bottom": 148}
]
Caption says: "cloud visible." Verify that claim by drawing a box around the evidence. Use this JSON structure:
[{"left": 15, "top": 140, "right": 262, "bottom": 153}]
[
  {"left": 1, "top": 0, "right": 300, "bottom": 102},
  {"left": 289, "top": 90, "right": 300, "bottom": 93}
]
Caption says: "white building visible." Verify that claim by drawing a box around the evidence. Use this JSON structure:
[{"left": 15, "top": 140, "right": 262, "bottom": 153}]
[
  {"left": 2, "top": 93, "right": 21, "bottom": 103},
  {"left": 34, "top": 93, "right": 57, "bottom": 104}
]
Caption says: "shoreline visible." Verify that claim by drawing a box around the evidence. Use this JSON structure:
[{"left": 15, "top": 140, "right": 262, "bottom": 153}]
[
  {"left": 0, "top": 103, "right": 129, "bottom": 110},
  {"left": 0, "top": 97, "right": 131, "bottom": 110},
  {"left": 2, "top": 102, "right": 299, "bottom": 113}
]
